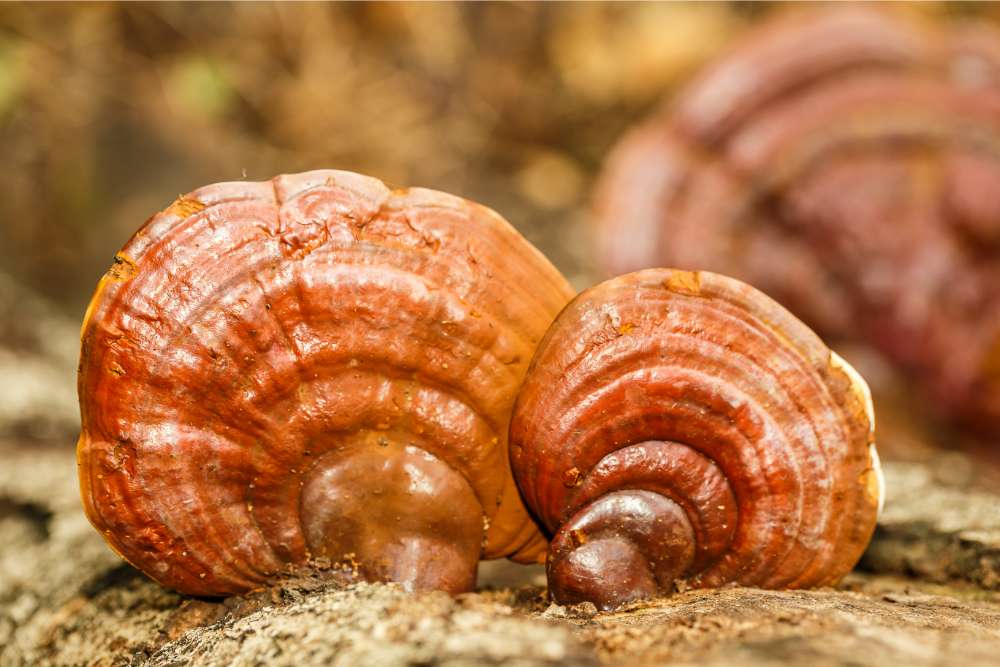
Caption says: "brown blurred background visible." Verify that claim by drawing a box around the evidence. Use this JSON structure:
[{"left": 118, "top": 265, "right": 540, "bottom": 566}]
[{"left": 1, "top": 1, "right": 999, "bottom": 452}]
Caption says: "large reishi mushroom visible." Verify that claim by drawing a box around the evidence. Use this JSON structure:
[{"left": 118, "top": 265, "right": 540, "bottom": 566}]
[
  {"left": 510, "top": 269, "right": 882, "bottom": 610},
  {"left": 77, "top": 169, "right": 574, "bottom": 596},
  {"left": 592, "top": 7, "right": 1000, "bottom": 435}
]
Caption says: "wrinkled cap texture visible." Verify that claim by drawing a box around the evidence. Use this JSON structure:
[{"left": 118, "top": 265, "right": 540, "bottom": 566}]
[
  {"left": 510, "top": 268, "right": 881, "bottom": 609},
  {"left": 77, "top": 170, "right": 574, "bottom": 596}
]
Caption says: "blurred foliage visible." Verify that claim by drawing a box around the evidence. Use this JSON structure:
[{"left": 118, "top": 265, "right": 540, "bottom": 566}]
[{"left": 0, "top": 2, "right": 997, "bottom": 315}]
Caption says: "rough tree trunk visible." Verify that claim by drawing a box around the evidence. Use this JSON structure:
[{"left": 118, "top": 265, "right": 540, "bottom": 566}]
[{"left": 3, "top": 441, "right": 1000, "bottom": 667}]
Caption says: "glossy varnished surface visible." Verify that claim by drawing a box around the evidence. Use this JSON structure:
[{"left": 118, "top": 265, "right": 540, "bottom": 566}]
[
  {"left": 77, "top": 170, "right": 574, "bottom": 596},
  {"left": 510, "top": 269, "right": 881, "bottom": 609}
]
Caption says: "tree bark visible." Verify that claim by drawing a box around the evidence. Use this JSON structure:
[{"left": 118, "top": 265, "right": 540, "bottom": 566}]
[{"left": 4, "top": 438, "right": 1000, "bottom": 666}]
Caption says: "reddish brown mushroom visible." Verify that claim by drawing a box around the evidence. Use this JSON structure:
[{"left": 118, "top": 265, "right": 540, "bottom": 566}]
[
  {"left": 510, "top": 269, "right": 881, "bottom": 610},
  {"left": 592, "top": 7, "right": 1000, "bottom": 435},
  {"left": 77, "top": 170, "right": 574, "bottom": 596}
]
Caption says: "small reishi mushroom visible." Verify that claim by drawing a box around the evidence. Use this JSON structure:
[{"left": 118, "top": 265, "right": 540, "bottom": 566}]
[
  {"left": 509, "top": 268, "right": 883, "bottom": 610},
  {"left": 77, "top": 169, "right": 574, "bottom": 596},
  {"left": 591, "top": 6, "right": 1000, "bottom": 435}
]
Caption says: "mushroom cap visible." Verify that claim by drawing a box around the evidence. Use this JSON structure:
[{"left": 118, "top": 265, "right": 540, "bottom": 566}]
[
  {"left": 510, "top": 268, "right": 880, "bottom": 606},
  {"left": 78, "top": 170, "right": 573, "bottom": 596}
]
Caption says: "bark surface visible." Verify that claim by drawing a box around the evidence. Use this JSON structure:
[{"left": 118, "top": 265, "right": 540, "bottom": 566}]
[{"left": 4, "top": 440, "right": 1000, "bottom": 666}]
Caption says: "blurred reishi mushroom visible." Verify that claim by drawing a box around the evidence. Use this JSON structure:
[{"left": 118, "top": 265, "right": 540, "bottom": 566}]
[{"left": 591, "top": 6, "right": 1000, "bottom": 436}]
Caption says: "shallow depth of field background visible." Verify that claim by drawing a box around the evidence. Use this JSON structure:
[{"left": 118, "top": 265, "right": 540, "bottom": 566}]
[
  {"left": 1, "top": 1, "right": 999, "bottom": 460},
  {"left": 4, "top": 1, "right": 997, "bottom": 309}
]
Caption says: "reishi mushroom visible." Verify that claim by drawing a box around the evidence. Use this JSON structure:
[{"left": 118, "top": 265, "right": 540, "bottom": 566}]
[
  {"left": 510, "top": 268, "right": 882, "bottom": 610},
  {"left": 592, "top": 7, "right": 1000, "bottom": 435},
  {"left": 77, "top": 169, "right": 574, "bottom": 596}
]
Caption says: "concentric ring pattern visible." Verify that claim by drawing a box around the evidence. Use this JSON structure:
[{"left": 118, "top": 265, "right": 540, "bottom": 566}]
[
  {"left": 510, "top": 269, "right": 881, "bottom": 608},
  {"left": 78, "top": 170, "right": 574, "bottom": 596},
  {"left": 591, "top": 7, "right": 1000, "bottom": 433}
]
